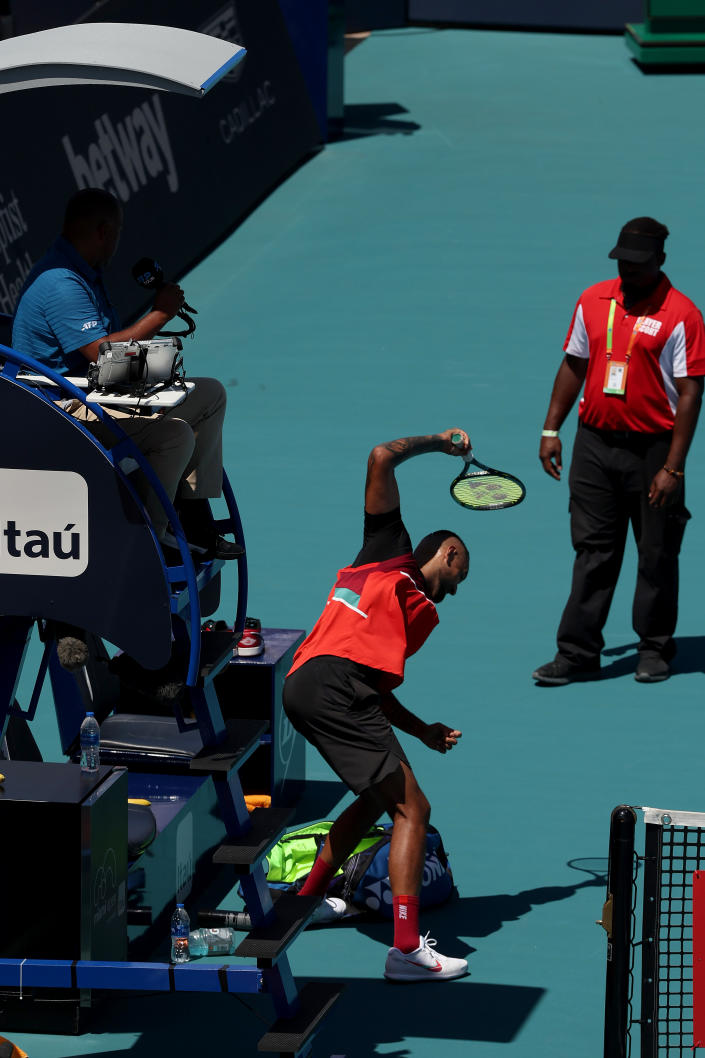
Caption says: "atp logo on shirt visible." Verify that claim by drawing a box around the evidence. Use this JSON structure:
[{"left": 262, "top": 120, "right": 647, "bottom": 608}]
[
  {"left": 81, "top": 320, "right": 99, "bottom": 331},
  {"left": 640, "top": 317, "right": 662, "bottom": 337}
]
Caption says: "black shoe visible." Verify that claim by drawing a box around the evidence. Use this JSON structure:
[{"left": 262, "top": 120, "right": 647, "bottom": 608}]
[
  {"left": 209, "top": 535, "right": 244, "bottom": 561},
  {"left": 162, "top": 533, "right": 244, "bottom": 564},
  {"left": 532, "top": 656, "right": 600, "bottom": 686},
  {"left": 635, "top": 651, "right": 670, "bottom": 683},
  {"left": 174, "top": 499, "right": 243, "bottom": 560}
]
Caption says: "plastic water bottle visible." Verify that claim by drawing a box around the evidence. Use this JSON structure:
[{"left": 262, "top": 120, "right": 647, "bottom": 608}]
[
  {"left": 188, "top": 927, "right": 237, "bottom": 957},
  {"left": 80, "top": 711, "right": 100, "bottom": 774},
  {"left": 170, "top": 903, "right": 190, "bottom": 963}
]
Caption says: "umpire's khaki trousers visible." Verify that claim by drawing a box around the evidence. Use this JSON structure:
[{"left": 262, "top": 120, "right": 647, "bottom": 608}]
[{"left": 69, "top": 377, "right": 226, "bottom": 539}]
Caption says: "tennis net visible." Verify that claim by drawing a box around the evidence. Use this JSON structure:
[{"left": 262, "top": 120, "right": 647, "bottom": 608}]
[{"left": 603, "top": 805, "right": 705, "bottom": 1057}]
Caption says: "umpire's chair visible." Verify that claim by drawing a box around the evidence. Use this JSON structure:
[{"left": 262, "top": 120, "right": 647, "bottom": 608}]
[{"left": 0, "top": 341, "right": 341, "bottom": 1057}]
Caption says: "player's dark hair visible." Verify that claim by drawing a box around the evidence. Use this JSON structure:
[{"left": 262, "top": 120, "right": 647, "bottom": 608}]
[
  {"left": 414, "top": 530, "right": 467, "bottom": 568},
  {"left": 622, "top": 217, "right": 669, "bottom": 245},
  {"left": 63, "top": 188, "right": 121, "bottom": 233}
]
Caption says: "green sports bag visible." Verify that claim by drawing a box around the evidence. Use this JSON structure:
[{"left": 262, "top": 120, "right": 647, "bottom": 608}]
[
  {"left": 265, "top": 820, "right": 455, "bottom": 918},
  {"left": 265, "top": 821, "right": 387, "bottom": 885}
]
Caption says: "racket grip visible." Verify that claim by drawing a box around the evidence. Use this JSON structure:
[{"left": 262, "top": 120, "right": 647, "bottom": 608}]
[{"left": 451, "top": 432, "right": 471, "bottom": 461}]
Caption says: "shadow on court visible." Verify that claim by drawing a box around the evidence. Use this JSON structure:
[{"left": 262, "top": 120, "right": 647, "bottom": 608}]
[
  {"left": 54, "top": 863, "right": 603, "bottom": 1057},
  {"left": 312, "top": 974, "right": 546, "bottom": 1052},
  {"left": 602, "top": 636, "right": 705, "bottom": 678},
  {"left": 346, "top": 861, "right": 607, "bottom": 959},
  {"left": 59, "top": 972, "right": 545, "bottom": 1056},
  {"left": 341, "top": 102, "right": 421, "bottom": 140},
  {"left": 59, "top": 992, "right": 268, "bottom": 1058}
]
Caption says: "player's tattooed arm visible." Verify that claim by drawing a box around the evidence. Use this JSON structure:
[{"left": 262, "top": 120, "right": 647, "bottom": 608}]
[{"left": 365, "top": 428, "right": 470, "bottom": 514}]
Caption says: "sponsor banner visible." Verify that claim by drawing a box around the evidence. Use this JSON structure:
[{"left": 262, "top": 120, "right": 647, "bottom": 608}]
[
  {"left": 0, "top": 468, "right": 88, "bottom": 577},
  {"left": 408, "top": 0, "right": 641, "bottom": 30},
  {"left": 0, "top": 0, "right": 322, "bottom": 322}
]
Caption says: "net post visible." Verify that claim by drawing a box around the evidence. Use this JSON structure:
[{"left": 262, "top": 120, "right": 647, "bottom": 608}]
[
  {"left": 603, "top": 804, "right": 637, "bottom": 1058},
  {"left": 639, "top": 821, "right": 660, "bottom": 1058}
]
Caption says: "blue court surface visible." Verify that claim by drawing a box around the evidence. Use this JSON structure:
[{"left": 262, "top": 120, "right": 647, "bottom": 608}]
[{"left": 15, "top": 24, "right": 705, "bottom": 1058}]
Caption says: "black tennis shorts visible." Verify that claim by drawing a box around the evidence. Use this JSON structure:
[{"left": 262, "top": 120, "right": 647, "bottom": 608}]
[{"left": 282, "top": 656, "right": 409, "bottom": 796}]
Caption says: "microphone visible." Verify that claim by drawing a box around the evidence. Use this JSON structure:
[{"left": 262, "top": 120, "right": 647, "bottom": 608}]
[
  {"left": 131, "top": 257, "right": 197, "bottom": 314},
  {"left": 131, "top": 256, "right": 197, "bottom": 337}
]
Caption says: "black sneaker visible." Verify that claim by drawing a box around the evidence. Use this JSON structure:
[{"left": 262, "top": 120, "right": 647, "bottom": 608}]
[
  {"left": 162, "top": 532, "right": 243, "bottom": 563},
  {"left": 173, "top": 499, "right": 244, "bottom": 561},
  {"left": 532, "top": 656, "right": 600, "bottom": 685},
  {"left": 635, "top": 651, "right": 670, "bottom": 683},
  {"left": 210, "top": 535, "right": 244, "bottom": 561}
]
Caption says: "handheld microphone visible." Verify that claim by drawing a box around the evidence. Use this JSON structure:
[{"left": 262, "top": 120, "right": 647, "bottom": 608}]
[
  {"left": 131, "top": 257, "right": 197, "bottom": 314},
  {"left": 131, "top": 256, "right": 197, "bottom": 337}
]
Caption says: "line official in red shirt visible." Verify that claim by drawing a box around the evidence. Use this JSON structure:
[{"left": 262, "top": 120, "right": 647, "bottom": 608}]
[{"left": 533, "top": 217, "right": 705, "bottom": 684}]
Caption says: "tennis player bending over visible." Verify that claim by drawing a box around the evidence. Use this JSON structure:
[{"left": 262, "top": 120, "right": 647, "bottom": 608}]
[{"left": 283, "top": 429, "right": 470, "bottom": 982}]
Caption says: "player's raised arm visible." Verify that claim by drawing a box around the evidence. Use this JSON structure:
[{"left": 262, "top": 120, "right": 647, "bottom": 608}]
[{"left": 364, "top": 428, "right": 471, "bottom": 515}]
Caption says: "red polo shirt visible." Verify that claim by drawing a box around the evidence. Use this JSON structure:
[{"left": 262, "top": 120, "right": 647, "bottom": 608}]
[{"left": 564, "top": 275, "right": 705, "bottom": 432}]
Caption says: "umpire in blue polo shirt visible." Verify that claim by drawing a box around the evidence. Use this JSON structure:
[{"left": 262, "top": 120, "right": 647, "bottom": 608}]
[{"left": 12, "top": 188, "right": 239, "bottom": 558}]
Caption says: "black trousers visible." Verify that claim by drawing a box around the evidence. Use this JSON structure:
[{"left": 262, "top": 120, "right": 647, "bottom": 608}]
[{"left": 556, "top": 423, "right": 690, "bottom": 666}]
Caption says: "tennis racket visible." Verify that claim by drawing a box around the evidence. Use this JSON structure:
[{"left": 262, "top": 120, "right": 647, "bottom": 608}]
[{"left": 449, "top": 434, "right": 526, "bottom": 511}]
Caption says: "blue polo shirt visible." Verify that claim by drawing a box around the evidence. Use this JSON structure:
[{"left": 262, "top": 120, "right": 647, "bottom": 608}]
[{"left": 12, "top": 236, "right": 120, "bottom": 375}]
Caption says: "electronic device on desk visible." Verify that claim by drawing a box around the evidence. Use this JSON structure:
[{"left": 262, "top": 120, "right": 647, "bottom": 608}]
[{"left": 87, "top": 337, "right": 186, "bottom": 397}]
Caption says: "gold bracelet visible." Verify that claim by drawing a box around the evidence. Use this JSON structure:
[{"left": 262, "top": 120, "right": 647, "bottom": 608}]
[{"left": 663, "top": 464, "right": 684, "bottom": 479}]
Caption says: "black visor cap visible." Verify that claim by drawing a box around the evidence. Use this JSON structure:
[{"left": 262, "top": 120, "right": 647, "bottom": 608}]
[{"left": 608, "top": 230, "right": 663, "bottom": 264}]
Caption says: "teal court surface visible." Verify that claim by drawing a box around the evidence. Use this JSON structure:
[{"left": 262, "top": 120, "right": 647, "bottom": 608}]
[{"left": 13, "top": 23, "right": 705, "bottom": 1058}]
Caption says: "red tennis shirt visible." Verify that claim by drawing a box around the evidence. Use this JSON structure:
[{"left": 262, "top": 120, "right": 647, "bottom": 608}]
[
  {"left": 288, "top": 553, "right": 439, "bottom": 693},
  {"left": 564, "top": 274, "right": 705, "bottom": 432}
]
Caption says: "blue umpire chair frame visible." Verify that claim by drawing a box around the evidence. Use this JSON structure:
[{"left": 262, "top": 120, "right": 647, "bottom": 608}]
[{"left": 0, "top": 341, "right": 341, "bottom": 1057}]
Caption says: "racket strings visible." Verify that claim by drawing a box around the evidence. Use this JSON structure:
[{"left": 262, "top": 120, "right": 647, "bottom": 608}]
[{"left": 451, "top": 474, "right": 524, "bottom": 508}]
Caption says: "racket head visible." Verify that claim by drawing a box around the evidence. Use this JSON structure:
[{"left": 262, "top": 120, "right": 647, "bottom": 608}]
[{"left": 450, "top": 461, "right": 526, "bottom": 511}]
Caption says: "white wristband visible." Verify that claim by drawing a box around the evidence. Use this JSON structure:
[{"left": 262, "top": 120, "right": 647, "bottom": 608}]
[{"left": 541, "top": 429, "right": 559, "bottom": 438}]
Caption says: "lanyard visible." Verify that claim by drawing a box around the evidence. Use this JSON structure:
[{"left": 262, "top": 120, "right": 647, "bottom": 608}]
[{"left": 606, "top": 298, "right": 646, "bottom": 362}]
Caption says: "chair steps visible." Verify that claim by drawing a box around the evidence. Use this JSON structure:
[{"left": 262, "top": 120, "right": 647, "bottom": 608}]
[
  {"left": 235, "top": 893, "right": 320, "bottom": 968},
  {"left": 213, "top": 806, "right": 294, "bottom": 872},
  {"left": 198, "top": 627, "right": 239, "bottom": 683},
  {"left": 189, "top": 718, "right": 266, "bottom": 775},
  {"left": 257, "top": 980, "right": 344, "bottom": 1056}
]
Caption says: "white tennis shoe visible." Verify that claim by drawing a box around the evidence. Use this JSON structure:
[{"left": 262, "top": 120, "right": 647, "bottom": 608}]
[
  {"left": 384, "top": 933, "right": 468, "bottom": 982},
  {"left": 310, "top": 896, "right": 348, "bottom": 925}
]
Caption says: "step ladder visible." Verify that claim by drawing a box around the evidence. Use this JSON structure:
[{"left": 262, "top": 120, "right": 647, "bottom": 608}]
[{"left": 182, "top": 625, "right": 343, "bottom": 1056}]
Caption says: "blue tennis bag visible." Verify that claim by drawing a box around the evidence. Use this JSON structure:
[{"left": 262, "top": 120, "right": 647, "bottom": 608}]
[{"left": 327, "top": 823, "right": 455, "bottom": 918}]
